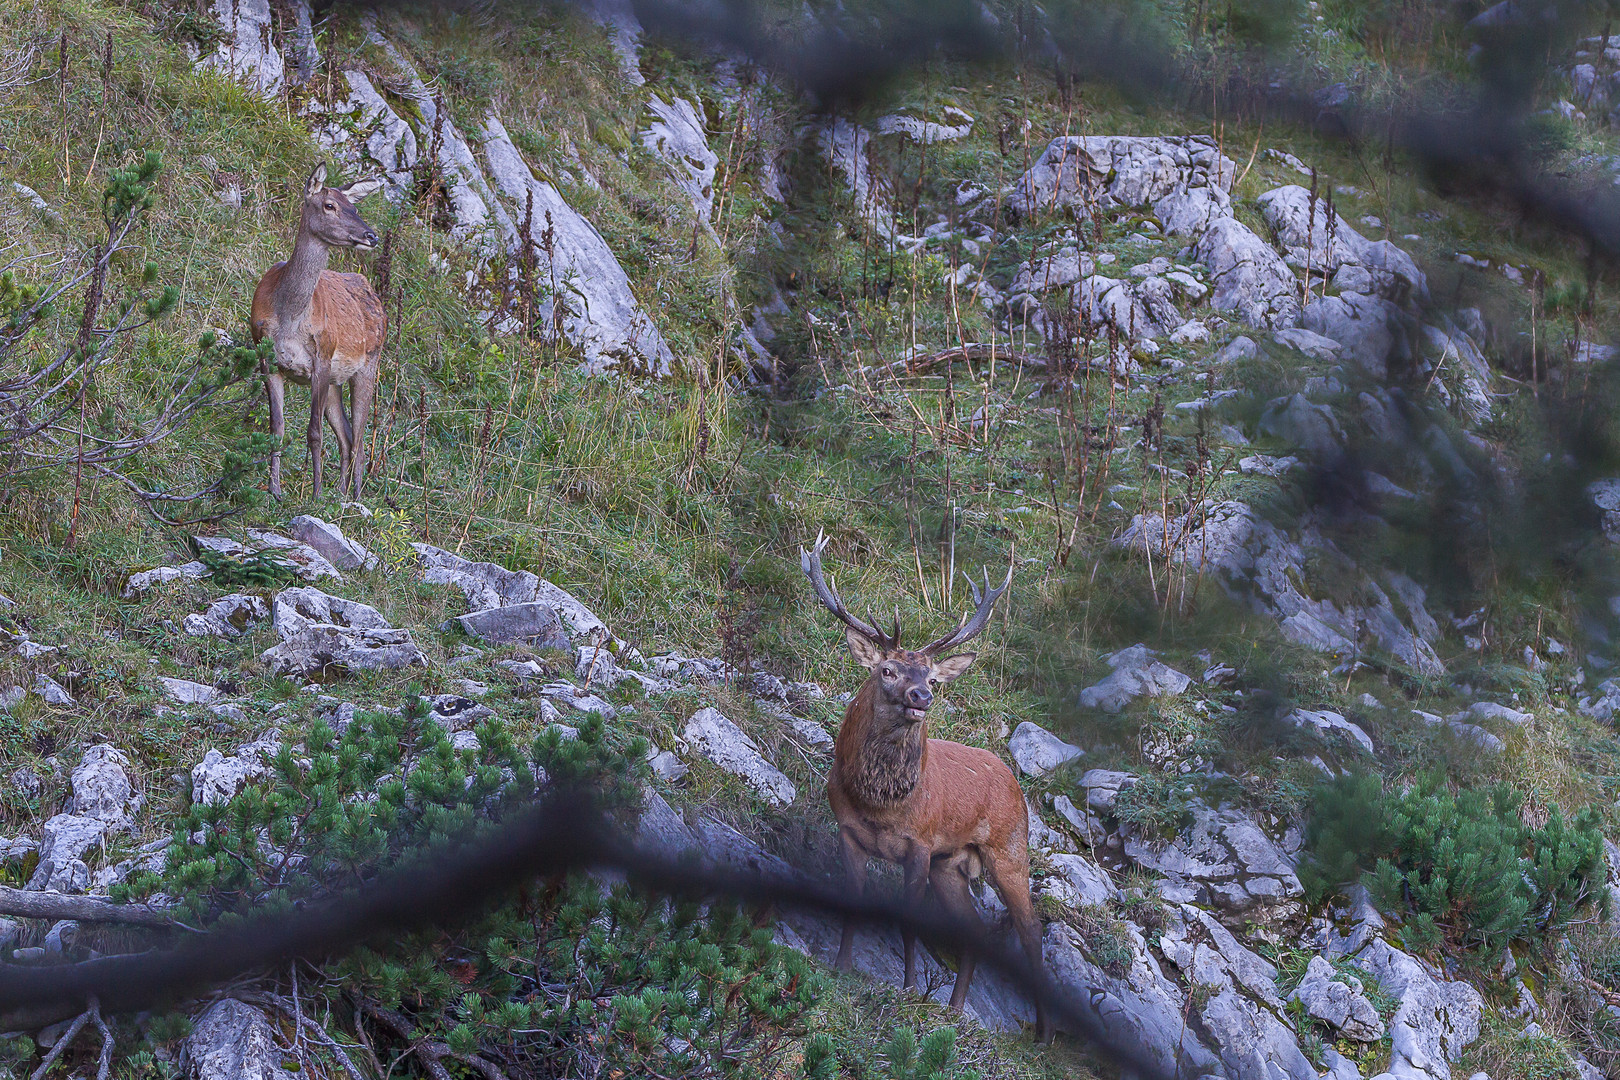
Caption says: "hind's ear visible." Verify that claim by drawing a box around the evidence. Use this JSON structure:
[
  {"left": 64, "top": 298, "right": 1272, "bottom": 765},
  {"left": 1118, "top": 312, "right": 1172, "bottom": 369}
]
[
  {"left": 340, "top": 176, "right": 384, "bottom": 200},
  {"left": 305, "top": 161, "right": 328, "bottom": 197}
]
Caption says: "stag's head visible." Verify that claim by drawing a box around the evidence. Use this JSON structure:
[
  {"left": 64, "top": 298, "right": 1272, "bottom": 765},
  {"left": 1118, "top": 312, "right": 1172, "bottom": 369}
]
[
  {"left": 300, "top": 162, "right": 383, "bottom": 250},
  {"left": 800, "top": 531, "right": 1011, "bottom": 726}
]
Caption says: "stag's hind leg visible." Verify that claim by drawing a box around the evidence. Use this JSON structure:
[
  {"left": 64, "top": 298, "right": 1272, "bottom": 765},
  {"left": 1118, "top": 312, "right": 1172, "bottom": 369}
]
[
  {"left": 983, "top": 849, "right": 1052, "bottom": 1043},
  {"left": 835, "top": 826, "right": 866, "bottom": 973},
  {"left": 929, "top": 862, "right": 982, "bottom": 1012},
  {"left": 899, "top": 846, "right": 931, "bottom": 992}
]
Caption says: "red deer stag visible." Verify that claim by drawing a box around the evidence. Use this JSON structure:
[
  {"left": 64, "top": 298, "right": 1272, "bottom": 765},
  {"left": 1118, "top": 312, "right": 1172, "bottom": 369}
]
[
  {"left": 250, "top": 162, "right": 385, "bottom": 500},
  {"left": 800, "top": 532, "right": 1050, "bottom": 1041}
]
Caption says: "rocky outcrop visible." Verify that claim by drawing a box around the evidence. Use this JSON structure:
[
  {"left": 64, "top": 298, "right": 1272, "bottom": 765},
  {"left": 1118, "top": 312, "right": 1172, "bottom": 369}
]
[
  {"left": 453, "top": 603, "right": 571, "bottom": 649},
  {"left": 1290, "top": 955, "right": 1384, "bottom": 1042},
  {"left": 413, "top": 543, "right": 610, "bottom": 644},
  {"left": 1117, "top": 501, "right": 1444, "bottom": 676},
  {"left": 642, "top": 96, "right": 719, "bottom": 225},
  {"left": 1077, "top": 644, "right": 1192, "bottom": 712},
  {"left": 680, "top": 707, "right": 796, "bottom": 807},
  {"left": 1006, "top": 136, "right": 1235, "bottom": 219},
  {"left": 288, "top": 515, "right": 375, "bottom": 572},
  {"left": 183, "top": 594, "right": 269, "bottom": 638},
  {"left": 479, "top": 113, "right": 676, "bottom": 376},
  {"left": 260, "top": 587, "right": 425, "bottom": 678},
  {"left": 1122, "top": 800, "right": 1303, "bottom": 913}
]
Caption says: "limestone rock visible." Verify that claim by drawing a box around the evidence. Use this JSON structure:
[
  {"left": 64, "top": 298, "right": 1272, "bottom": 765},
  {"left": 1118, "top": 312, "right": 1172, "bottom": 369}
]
[
  {"left": 1257, "top": 184, "right": 1427, "bottom": 301},
  {"left": 414, "top": 543, "right": 539, "bottom": 611},
  {"left": 184, "top": 998, "right": 298, "bottom": 1080},
  {"left": 1044, "top": 852, "right": 1117, "bottom": 906},
  {"left": 1078, "top": 645, "right": 1192, "bottom": 712},
  {"left": 1122, "top": 802, "right": 1302, "bottom": 912},
  {"left": 288, "top": 515, "right": 376, "bottom": 572},
  {"left": 1008, "top": 721, "right": 1084, "bottom": 776},
  {"left": 195, "top": 0, "right": 285, "bottom": 97},
  {"left": 123, "top": 561, "right": 210, "bottom": 599},
  {"left": 1116, "top": 501, "right": 1444, "bottom": 677},
  {"left": 872, "top": 107, "right": 974, "bottom": 144},
  {"left": 158, "top": 677, "right": 221, "bottom": 706},
  {"left": 479, "top": 112, "right": 675, "bottom": 376},
  {"left": 1007, "top": 135, "right": 1235, "bottom": 219},
  {"left": 260, "top": 625, "right": 426, "bottom": 678},
  {"left": 24, "top": 814, "right": 108, "bottom": 892},
  {"left": 1259, "top": 393, "right": 1345, "bottom": 457},
  {"left": 33, "top": 674, "right": 76, "bottom": 707},
  {"left": 641, "top": 96, "right": 718, "bottom": 224},
  {"left": 1200, "top": 987, "right": 1319, "bottom": 1080},
  {"left": 183, "top": 594, "right": 269, "bottom": 638},
  {"left": 1285, "top": 709, "right": 1375, "bottom": 754},
  {"left": 1042, "top": 922, "right": 1221, "bottom": 1075},
  {"left": 271, "top": 587, "right": 392, "bottom": 641},
  {"left": 68, "top": 745, "right": 140, "bottom": 829},
  {"left": 191, "top": 732, "right": 282, "bottom": 806},
  {"left": 453, "top": 602, "right": 571, "bottom": 649},
  {"left": 1190, "top": 215, "right": 1301, "bottom": 329},
  {"left": 1302, "top": 293, "right": 1413, "bottom": 379},
  {"left": 1335, "top": 936, "right": 1483, "bottom": 1079},
  {"left": 1291, "top": 955, "right": 1385, "bottom": 1041},
  {"left": 680, "top": 707, "right": 796, "bottom": 807},
  {"left": 423, "top": 694, "right": 494, "bottom": 732}
]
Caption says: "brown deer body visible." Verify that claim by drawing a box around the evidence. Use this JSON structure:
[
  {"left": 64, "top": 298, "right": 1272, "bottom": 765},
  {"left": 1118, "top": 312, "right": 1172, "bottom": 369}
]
[
  {"left": 250, "top": 162, "right": 385, "bottom": 501},
  {"left": 802, "top": 534, "right": 1050, "bottom": 1041}
]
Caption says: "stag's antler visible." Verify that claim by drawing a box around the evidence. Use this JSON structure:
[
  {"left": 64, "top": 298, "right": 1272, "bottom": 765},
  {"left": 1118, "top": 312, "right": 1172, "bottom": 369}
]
[
  {"left": 800, "top": 530, "right": 900, "bottom": 650},
  {"left": 921, "top": 558, "right": 1014, "bottom": 655}
]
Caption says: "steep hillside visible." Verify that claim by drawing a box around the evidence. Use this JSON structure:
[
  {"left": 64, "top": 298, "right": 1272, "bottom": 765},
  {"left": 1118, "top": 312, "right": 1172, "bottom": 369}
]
[{"left": 6, "top": 0, "right": 1620, "bottom": 1078}]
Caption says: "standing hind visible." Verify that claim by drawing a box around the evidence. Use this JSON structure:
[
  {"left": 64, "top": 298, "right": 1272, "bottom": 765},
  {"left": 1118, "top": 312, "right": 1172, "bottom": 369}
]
[{"left": 250, "top": 161, "right": 385, "bottom": 500}]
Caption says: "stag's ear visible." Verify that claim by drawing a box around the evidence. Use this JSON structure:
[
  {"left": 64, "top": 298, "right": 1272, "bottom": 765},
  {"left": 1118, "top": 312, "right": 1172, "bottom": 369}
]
[
  {"left": 340, "top": 176, "right": 384, "bottom": 200},
  {"left": 305, "top": 161, "right": 328, "bottom": 197},
  {"left": 930, "top": 652, "right": 977, "bottom": 684},
  {"left": 846, "top": 628, "right": 886, "bottom": 670}
]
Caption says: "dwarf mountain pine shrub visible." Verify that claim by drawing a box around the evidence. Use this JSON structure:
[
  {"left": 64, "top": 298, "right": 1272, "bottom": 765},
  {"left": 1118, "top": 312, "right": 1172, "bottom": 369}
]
[
  {"left": 119, "top": 691, "right": 834, "bottom": 1077},
  {"left": 1302, "top": 772, "right": 1605, "bottom": 953}
]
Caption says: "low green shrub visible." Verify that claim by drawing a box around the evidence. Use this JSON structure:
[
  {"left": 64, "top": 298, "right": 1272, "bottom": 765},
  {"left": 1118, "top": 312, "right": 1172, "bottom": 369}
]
[{"left": 1302, "top": 773, "right": 1605, "bottom": 953}]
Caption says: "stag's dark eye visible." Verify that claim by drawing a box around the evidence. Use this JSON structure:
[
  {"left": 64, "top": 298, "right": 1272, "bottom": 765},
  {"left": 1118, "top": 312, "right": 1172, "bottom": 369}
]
[
  {"left": 324, "top": 202, "right": 336, "bottom": 211},
  {"left": 929, "top": 678, "right": 940, "bottom": 687},
  {"left": 880, "top": 665, "right": 895, "bottom": 678}
]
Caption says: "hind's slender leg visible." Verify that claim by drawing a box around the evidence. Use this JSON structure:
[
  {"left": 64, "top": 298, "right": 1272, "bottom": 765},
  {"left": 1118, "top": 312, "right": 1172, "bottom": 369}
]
[
  {"left": 349, "top": 367, "right": 377, "bottom": 499},
  {"left": 265, "top": 369, "right": 286, "bottom": 499}
]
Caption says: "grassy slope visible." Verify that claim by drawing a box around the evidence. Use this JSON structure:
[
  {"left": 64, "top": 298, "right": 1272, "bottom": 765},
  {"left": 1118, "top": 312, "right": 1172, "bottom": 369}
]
[{"left": 5, "top": 0, "right": 1620, "bottom": 1075}]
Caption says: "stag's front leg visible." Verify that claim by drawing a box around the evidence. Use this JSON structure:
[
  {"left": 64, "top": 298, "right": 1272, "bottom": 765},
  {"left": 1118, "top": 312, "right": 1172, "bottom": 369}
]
[
  {"left": 899, "top": 846, "right": 930, "bottom": 992},
  {"left": 835, "top": 826, "right": 866, "bottom": 973},
  {"left": 265, "top": 370, "right": 286, "bottom": 499}
]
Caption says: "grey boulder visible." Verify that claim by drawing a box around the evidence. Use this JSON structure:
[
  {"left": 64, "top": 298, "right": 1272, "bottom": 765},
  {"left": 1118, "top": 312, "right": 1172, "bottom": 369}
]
[
  {"left": 67, "top": 745, "right": 140, "bottom": 829},
  {"left": 288, "top": 514, "right": 376, "bottom": 572},
  {"left": 453, "top": 603, "right": 571, "bottom": 649},
  {"left": 1078, "top": 645, "right": 1192, "bottom": 712},
  {"left": 1008, "top": 721, "right": 1084, "bottom": 777},
  {"left": 183, "top": 593, "right": 269, "bottom": 638},
  {"left": 1291, "top": 955, "right": 1385, "bottom": 1042},
  {"left": 680, "top": 707, "right": 796, "bottom": 807}
]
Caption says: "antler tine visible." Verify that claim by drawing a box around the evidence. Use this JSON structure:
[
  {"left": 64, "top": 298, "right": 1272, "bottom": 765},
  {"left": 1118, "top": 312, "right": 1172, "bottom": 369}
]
[
  {"left": 799, "top": 530, "right": 891, "bottom": 646},
  {"left": 922, "top": 557, "right": 1015, "bottom": 655}
]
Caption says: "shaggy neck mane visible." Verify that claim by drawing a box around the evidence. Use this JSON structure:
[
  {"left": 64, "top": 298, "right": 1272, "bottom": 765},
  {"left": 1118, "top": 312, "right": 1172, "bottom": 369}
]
[{"left": 836, "top": 677, "right": 926, "bottom": 807}]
